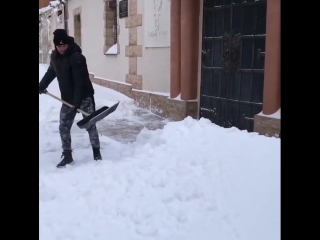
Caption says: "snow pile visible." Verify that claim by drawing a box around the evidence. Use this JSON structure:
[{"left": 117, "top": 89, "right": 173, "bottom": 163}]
[
  {"left": 39, "top": 64, "right": 280, "bottom": 240},
  {"left": 258, "top": 108, "right": 281, "bottom": 119},
  {"left": 105, "top": 44, "right": 118, "bottom": 55}
]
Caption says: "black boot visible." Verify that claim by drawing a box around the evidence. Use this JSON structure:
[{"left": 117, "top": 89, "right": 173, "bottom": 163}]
[
  {"left": 57, "top": 150, "right": 74, "bottom": 168},
  {"left": 93, "top": 147, "right": 102, "bottom": 160}
]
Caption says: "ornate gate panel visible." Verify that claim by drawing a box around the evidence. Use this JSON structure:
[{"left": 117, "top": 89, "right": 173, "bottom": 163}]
[{"left": 200, "top": 0, "right": 267, "bottom": 132}]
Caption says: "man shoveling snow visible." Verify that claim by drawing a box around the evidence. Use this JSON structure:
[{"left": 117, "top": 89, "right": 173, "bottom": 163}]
[{"left": 39, "top": 29, "right": 102, "bottom": 168}]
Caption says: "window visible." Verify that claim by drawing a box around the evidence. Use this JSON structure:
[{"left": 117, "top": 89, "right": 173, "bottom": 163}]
[
  {"left": 74, "top": 14, "right": 81, "bottom": 47},
  {"left": 104, "top": 0, "right": 118, "bottom": 55}
]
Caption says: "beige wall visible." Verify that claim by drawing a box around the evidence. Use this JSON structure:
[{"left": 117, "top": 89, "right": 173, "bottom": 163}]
[
  {"left": 137, "top": 0, "right": 170, "bottom": 93},
  {"left": 67, "top": 0, "right": 170, "bottom": 93},
  {"left": 67, "top": 0, "right": 128, "bottom": 83}
]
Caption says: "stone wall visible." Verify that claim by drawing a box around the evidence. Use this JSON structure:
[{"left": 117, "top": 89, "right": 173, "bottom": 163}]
[
  {"left": 90, "top": 73, "right": 197, "bottom": 121},
  {"left": 254, "top": 115, "right": 281, "bottom": 138},
  {"left": 125, "top": 0, "right": 143, "bottom": 90}
]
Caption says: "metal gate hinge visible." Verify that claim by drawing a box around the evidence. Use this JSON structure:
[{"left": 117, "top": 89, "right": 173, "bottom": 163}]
[
  {"left": 257, "top": 49, "right": 265, "bottom": 59},
  {"left": 202, "top": 49, "right": 211, "bottom": 55}
]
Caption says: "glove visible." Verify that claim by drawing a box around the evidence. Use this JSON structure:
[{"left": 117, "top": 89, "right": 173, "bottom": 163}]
[{"left": 39, "top": 85, "right": 47, "bottom": 95}]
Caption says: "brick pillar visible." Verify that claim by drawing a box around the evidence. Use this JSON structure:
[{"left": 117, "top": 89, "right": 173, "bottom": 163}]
[
  {"left": 125, "top": 0, "right": 143, "bottom": 90},
  {"left": 262, "top": 0, "right": 281, "bottom": 115},
  {"left": 170, "top": 0, "right": 181, "bottom": 98},
  {"left": 39, "top": 0, "right": 51, "bottom": 8},
  {"left": 180, "top": 0, "right": 199, "bottom": 100}
]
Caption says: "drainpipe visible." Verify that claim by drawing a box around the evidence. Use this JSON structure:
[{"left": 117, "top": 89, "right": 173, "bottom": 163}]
[{"left": 62, "top": 0, "right": 69, "bottom": 33}]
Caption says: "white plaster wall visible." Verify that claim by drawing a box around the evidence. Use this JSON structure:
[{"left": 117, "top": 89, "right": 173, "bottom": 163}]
[
  {"left": 137, "top": 0, "right": 170, "bottom": 93},
  {"left": 67, "top": 0, "right": 128, "bottom": 82}
]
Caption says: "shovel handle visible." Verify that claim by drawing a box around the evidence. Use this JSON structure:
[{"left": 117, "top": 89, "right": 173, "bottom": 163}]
[{"left": 44, "top": 91, "right": 90, "bottom": 116}]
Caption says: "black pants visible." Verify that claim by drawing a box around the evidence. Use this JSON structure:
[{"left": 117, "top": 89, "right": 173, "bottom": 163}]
[{"left": 59, "top": 97, "right": 100, "bottom": 151}]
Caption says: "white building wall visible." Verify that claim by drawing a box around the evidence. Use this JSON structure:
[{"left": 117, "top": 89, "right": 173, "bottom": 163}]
[
  {"left": 67, "top": 0, "right": 171, "bottom": 93},
  {"left": 137, "top": 0, "right": 170, "bottom": 93},
  {"left": 67, "top": 0, "right": 128, "bottom": 82}
]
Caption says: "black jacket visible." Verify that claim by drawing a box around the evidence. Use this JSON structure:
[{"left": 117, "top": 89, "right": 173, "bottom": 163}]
[{"left": 39, "top": 37, "right": 94, "bottom": 106}]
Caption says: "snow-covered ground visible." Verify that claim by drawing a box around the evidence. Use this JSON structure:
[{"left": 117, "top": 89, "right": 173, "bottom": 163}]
[{"left": 39, "top": 64, "right": 280, "bottom": 240}]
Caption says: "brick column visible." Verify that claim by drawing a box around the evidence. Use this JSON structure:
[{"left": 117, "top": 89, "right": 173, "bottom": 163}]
[
  {"left": 170, "top": 0, "right": 181, "bottom": 99},
  {"left": 180, "top": 0, "right": 199, "bottom": 100},
  {"left": 125, "top": 0, "right": 143, "bottom": 90},
  {"left": 262, "top": 0, "right": 281, "bottom": 115}
]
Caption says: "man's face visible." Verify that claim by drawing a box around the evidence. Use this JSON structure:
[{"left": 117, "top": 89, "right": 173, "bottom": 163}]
[{"left": 56, "top": 44, "right": 68, "bottom": 54}]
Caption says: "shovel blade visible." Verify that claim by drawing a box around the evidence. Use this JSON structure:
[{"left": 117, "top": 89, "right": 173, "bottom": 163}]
[{"left": 76, "top": 102, "right": 120, "bottom": 129}]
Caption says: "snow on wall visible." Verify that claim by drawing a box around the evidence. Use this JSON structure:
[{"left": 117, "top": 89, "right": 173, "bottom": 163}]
[
  {"left": 39, "top": 1, "right": 65, "bottom": 64},
  {"left": 258, "top": 108, "right": 281, "bottom": 120},
  {"left": 39, "top": 1, "right": 65, "bottom": 15}
]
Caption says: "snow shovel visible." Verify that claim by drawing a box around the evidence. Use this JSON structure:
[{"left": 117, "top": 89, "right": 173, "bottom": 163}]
[{"left": 44, "top": 91, "right": 120, "bottom": 129}]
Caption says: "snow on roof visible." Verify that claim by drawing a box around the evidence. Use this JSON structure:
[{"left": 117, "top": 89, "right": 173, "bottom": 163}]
[{"left": 39, "top": 0, "right": 66, "bottom": 15}]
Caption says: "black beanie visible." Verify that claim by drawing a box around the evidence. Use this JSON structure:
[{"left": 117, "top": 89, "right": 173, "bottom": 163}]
[{"left": 53, "top": 29, "right": 70, "bottom": 45}]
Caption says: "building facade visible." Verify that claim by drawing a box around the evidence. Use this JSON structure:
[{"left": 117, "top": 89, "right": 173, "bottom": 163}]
[{"left": 40, "top": 0, "right": 280, "bottom": 137}]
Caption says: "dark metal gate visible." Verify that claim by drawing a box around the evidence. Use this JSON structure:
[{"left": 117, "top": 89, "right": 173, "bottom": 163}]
[{"left": 199, "top": 0, "right": 267, "bottom": 132}]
